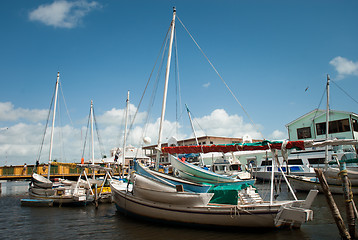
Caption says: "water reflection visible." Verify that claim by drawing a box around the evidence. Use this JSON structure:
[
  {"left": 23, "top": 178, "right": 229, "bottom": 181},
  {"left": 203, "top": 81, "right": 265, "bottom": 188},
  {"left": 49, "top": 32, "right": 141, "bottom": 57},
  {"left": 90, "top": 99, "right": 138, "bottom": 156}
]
[
  {"left": 0, "top": 181, "right": 349, "bottom": 240},
  {"left": 0, "top": 180, "right": 29, "bottom": 196}
]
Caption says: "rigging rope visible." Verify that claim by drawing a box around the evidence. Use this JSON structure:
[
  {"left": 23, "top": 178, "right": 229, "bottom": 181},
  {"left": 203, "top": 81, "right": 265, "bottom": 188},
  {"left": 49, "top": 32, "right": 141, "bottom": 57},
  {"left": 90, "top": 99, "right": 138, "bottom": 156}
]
[
  {"left": 310, "top": 86, "right": 326, "bottom": 130},
  {"left": 127, "top": 25, "right": 171, "bottom": 153},
  {"left": 177, "top": 16, "right": 264, "bottom": 140},
  {"left": 36, "top": 81, "right": 56, "bottom": 163},
  {"left": 331, "top": 80, "right": 358, "bottom": 106},
  {"left": 81, "top": 107, "right": 91, "bottom": 159},
  {"left": 174, "top": 30, "right": 184, "bottom": 137},
  {"left": 93, "top": 108, "right": 106, "bottom": 157}
]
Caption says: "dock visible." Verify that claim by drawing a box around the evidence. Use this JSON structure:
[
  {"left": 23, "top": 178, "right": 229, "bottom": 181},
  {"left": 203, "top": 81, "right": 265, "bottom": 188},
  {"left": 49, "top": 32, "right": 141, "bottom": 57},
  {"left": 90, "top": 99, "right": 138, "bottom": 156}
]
[{"left": 0, "top": 162, "right": 123, "bottom": 181}]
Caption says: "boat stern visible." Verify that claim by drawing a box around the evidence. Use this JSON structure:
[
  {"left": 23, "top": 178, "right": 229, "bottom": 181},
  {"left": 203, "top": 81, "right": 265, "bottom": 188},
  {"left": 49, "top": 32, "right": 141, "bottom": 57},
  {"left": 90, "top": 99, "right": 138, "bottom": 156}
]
[{"left": 274, "top": 189, "right": 318, "bottom": 228}]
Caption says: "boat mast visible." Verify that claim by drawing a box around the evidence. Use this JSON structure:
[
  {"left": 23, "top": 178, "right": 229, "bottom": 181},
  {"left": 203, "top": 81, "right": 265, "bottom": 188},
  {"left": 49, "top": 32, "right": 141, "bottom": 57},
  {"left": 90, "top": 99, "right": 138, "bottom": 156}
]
[
  {"left": 47, "top": 72, "right": 60, "bottom": 179},
  {"left": 325, "top": 74, "right": 330, "bottom": 170},
  {"left": 155, "top": 7, "right": 176, "bottom": 170},
  {"left": 90, "top": 100, "right": 95, "bottom": 179},
  {"left": 122, "top": 91, "right": 130, "bottom": 178},
  {"left": 185, "top": 104, "right": 204, "bottom": 166}
]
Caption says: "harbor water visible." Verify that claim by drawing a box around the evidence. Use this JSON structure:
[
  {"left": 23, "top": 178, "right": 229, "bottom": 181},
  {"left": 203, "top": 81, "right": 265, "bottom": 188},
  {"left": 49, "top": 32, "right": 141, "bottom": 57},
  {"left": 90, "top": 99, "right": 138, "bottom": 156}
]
[{"left": 0, "top": 180, "right": 353, "bottom": 240}]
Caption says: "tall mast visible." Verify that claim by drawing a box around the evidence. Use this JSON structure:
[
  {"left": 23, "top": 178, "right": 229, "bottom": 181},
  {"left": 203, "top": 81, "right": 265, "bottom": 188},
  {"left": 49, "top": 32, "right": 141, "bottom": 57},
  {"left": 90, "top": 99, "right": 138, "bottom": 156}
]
[
  {"left": 47, "top": 72, "right": 60, "bottom": 179},
  {"left": 122, "top": 91, "right": 130, "bottom": 178},
  {"left": 155, "top": 7, "right": 176, "bottom": 170},
  {"left": 90, "top": 100, "right": 95, "bottom": 179},
  {"left": 324, "top": 74, "right": 330, "bottom": 170},
  {"left": 185, "top": 104, "right": 204, "bottom": 166}
]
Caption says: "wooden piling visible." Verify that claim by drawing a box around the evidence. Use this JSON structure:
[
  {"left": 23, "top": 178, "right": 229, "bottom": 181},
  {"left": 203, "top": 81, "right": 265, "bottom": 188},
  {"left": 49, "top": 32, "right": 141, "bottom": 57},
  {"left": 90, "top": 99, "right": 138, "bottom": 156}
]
[
  {"left": 314, "top": 168, "right": 351, "bottom": 240},
  {"left": 339, "top": 163, "right": 357, "bottom": 239}
]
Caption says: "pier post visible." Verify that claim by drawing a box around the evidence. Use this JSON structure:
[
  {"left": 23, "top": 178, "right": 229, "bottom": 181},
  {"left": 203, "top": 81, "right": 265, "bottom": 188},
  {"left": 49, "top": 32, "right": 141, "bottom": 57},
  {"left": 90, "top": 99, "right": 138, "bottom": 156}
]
[
  {"left": 339, "top": 163, "right": 357, "bottom": 239},
  {"left": 315, "top": 168, "right": 351, "bottom": 240}
]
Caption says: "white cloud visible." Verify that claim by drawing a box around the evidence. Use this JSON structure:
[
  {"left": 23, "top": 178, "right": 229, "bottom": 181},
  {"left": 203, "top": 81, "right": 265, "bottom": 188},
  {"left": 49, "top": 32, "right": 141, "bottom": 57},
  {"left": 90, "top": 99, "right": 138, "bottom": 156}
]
[
  {"left": 269, "top": 130, "right": 287, "bottom": 140},
  {"left": 192, "top": 109, "right": 262, "bottom": 139},
  {"left": 203, "top": 82, "right": 211, "bottom": 88},
  {"left": 0, "top": 102, "right": 48, "bottom": 122},
  {"left": 29, "top": 0, "right": 101, "bottom": 28},
  {"left": 96, "top": 104, "right": 147, "bottom": 126},
  {"left": 329, "top": 56, "right": 358, "bottom": 79},
  {"left": 0, "top": 103, "right": 266, "bottom": 165}
]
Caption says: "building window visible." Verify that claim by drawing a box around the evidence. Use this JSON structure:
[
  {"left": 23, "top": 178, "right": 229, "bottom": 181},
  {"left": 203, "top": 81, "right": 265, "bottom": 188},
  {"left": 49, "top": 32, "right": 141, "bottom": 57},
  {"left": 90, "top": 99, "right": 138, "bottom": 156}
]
[
  {"left": 210, "top": 141, "right": 213, "bottom": 144},
  {"left": 297, "top": 127, "right": 312, "bottom": 139},
  {"left": 353, "top": 119, "right": 358, "bottom": 132},
  {"left": 316, "top": 118, "right": 351, "bottom": 135},
  {"left": 316, "top": 122, "right": 326, "bottom": 135},
  {"left": 202, "top": 141, "right": 206, "bottom": 145}
]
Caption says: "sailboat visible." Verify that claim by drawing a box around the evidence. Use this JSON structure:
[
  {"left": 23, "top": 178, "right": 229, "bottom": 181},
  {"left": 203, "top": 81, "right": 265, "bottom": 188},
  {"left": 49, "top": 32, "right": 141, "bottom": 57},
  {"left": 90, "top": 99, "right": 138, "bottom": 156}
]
[
  {"left": 111, "top": 8, "right": 319, "bottom": 229},
  {"left": 27, "top": 72, "right": 90, "bottom": 206},
  {"left": 133, "top": 159, "right": 212, "bottom": 193},
  {"left": 77, "top": 100, "right": 114, "bottom": 203}
]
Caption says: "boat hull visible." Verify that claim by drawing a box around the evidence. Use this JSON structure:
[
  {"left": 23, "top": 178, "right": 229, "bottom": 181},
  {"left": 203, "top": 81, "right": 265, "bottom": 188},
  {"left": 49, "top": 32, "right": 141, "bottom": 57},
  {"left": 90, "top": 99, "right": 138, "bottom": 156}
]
[
  {"left": 133, "top": 186, "right": 214, "bottom": 207},
  {"left": 134, "top": 160, "right": 211, "bottom": 193},
  {"left": 21, "top": 199, "right": 54, "bottom": 207},
  {"left": 32, "top": 173, "right": 53, "bottom": 188},
  {"left": 254, "top": 171, "right": 317, "bottom": 182},
  {"left": 287, "top": 175, "right": 358, "bottom": 194},
  {"left": 170, "top": 155, "right": 241, "bottom": 183},
  {"left": 111, "top": 182, "right": 312, "bottom": 228},
  {"left": 176, "top": 169, "right": 255, "bottom": 186}
]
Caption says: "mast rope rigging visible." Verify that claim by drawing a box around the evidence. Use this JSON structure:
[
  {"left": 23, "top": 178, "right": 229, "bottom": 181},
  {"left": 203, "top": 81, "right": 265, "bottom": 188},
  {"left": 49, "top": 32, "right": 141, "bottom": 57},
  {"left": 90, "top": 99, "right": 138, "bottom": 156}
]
[
  {"left": 331, "top": 80, "right": 358, "bottom": 106},
  {"left": 174, "top": 30, "right": 184, "bottom": 137},
  {"left": 126, "top": 26, "right": 171, "bottom": 146},
  {"left": 177, "top": 16, "right": 264, "bottom": 140},
  {"left": 188, "top": 107, "right": 207, "bottom": 137},
  {"left": 59, "top": 81, "right": 74, "bottom": 127},
  {"left": 36, "top": 81, "right": 56, "bottom": 163},
  {"left": 310, "top": 84, "right": 326, "bottom": 130},
  {"left": 93, "top": 107, "right": 106, "bottom": 157},
  {"left": 81, "top": 107, "right": 91, "bottom": 159}
]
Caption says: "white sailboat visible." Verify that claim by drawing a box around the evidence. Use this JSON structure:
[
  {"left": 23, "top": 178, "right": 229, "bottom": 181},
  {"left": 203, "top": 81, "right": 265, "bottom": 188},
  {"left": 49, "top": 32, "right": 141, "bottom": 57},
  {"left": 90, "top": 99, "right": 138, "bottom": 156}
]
[
  {"left": 111, "top": 8, "right": 318, "bottom": 229},
  {"left": 28, "top": 72, "right": 90, "bottom": 206}
]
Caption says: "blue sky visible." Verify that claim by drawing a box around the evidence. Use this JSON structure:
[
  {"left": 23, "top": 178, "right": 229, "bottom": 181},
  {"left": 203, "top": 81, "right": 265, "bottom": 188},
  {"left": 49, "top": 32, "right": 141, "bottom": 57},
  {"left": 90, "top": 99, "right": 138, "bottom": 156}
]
[{"left": 1, "top": 0, "right": 358, "bottom": 165}]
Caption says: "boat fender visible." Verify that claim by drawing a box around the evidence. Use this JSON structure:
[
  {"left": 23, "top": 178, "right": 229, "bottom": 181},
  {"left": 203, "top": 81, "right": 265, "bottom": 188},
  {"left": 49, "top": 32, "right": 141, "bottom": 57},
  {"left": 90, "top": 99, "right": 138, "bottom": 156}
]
[{"left": 174, "top": 169, "right": 180, "bottom": 177}]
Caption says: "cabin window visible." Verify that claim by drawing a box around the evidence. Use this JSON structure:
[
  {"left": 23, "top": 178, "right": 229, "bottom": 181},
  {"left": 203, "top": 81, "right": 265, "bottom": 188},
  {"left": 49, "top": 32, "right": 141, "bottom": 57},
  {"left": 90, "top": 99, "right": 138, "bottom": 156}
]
[
  {"left": 353, "top": 119, "right": 358, "bottom": 132},
  {"left": 308, "top": 158, "right": 325, "bottom": 165},
  {"left": 290, "top": 166, "right": 303, "bottom": 172},
  {"left": 261, "top": 160, "right": 272, "bottom": 166},
  {"left": 287, "top": 159, "right": 303, "bottom": 165},
  {"left": 316, "top": 118, "right": 351, "bottom": 135},
  {"left": 231, "top": 164, "right": 240, "bottom": 171},
  {"left": 297, "top": 127, "right": 312, "bottom": 139}
]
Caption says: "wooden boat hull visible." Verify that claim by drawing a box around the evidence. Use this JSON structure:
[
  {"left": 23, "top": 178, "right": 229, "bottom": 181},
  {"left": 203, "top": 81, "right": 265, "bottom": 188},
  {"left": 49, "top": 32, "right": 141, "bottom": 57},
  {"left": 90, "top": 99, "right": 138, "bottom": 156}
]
[
  {"left": 287, "top": 175, "right": 358, "bottom": 194},
  {"left": 170, "top": 155, "right": 240, "bottom": 183},
  {"left": 254, "top": 171, "right": 317, "bottom": 182},
  {"left": 134, "top": 186, "right": 214, "bottom": 207},
  {"left": 21, "top": 198, "right": 54, "bottom": 207},
  {"left": 32, "top": 173, "right": 53, "bottom": 188},
  {"left": 111, "top": 182, "right": 315, "bottom": 228},
  {"left": 28, "top": 185, "right": 90, "bottom": 205},
  {"left": 134, "top": 160, "right": 212, "bottom": 193},
  {"left": 29, "top": 186, "right": 56, "bottom": 196},
  {"left": 176, "top": 169, "right": 255, "bottom": 186},
  {"left": 132, "top": 173, "right": 214, "bottom": 206}
]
